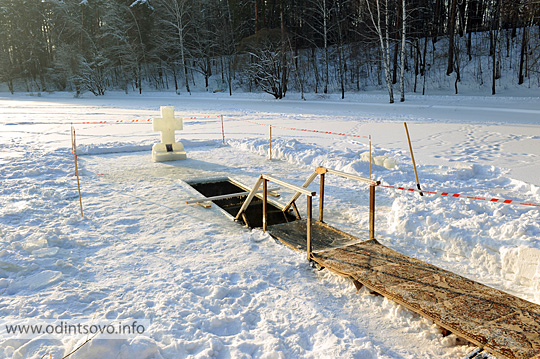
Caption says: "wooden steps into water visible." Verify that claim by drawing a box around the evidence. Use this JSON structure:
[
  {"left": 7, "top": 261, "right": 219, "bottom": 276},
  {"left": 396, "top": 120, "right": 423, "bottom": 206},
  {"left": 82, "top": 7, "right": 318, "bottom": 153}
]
[{"left": 267, "top": 220, "right": 540, "bottom": 359}]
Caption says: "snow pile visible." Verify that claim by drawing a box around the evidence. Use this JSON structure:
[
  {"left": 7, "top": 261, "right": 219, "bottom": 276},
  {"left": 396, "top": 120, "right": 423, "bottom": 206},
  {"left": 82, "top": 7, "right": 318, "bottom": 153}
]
[{"left": 228, "top": 137, "right": 401, "bottom": 173}]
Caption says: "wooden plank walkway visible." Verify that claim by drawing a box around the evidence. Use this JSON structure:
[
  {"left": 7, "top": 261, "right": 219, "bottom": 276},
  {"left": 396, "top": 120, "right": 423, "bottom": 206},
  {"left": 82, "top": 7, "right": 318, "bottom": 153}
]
[{"left": 267, "top": 220, "right": 540, "bottom": 359}]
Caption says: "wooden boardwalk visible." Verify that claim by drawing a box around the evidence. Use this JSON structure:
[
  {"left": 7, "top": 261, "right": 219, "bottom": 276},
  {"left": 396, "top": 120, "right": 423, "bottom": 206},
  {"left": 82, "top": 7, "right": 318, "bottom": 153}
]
[{"left": 268, "top": 220, "right": 540, "bottom": 359}]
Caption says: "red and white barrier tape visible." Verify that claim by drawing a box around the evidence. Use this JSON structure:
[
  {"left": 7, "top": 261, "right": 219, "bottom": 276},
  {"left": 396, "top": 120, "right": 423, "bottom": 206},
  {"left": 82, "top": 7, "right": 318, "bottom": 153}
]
[
  {"left": 77, "top": 119, "right": 153, "bottom": 125},
  {"left": 229, "top": 117, "right": 369, "bottom": 139},
  {"left": 381, "top": 184, "right": 540, "bottom": 207},
  {"left": 73, "top": 115, "right": 221, "bottom": 125}
]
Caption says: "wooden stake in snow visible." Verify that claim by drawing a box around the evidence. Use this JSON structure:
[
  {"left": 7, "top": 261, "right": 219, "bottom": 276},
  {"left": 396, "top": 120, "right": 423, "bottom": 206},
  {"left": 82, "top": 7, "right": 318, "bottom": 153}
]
[
  {"left": 71, "top": 125, "right": 84, "bottom": 216},
  {"left": 220, "top": 115, "right": 225, "bottom": 144},
  {"left": 269, "top": 126, "right": 273, "bottom": 160},
  {"left": 404, "top": 122, "right": 423, "bottom": 196},
  {"left": 369, "top": 135, "right": 372, "bottom": 179}
]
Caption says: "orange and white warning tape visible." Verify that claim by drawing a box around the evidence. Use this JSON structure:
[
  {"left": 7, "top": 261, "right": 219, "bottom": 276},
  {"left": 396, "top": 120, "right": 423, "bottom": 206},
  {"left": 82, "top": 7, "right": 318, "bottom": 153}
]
[
  {"left": 380, "top": 184, "right": 540, "bottom": 207},
  {"left": 229, "top": 117, "right": 369, "bottom": 139},
  {"left": 73, "top": 115, "right": 221, "bottom": 125},
  {"left": 77, "top": 119, "right": 153, "bottom": 124}
]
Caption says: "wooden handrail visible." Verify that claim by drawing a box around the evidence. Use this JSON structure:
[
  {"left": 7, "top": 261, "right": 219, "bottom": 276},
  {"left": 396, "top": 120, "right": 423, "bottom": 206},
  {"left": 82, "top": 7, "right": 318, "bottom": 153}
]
[
  {"left": 236, "top": 167, "right": 380, "bottom": 261},
  {"left": 317, "top": 167, "right": 380, "bottom": 240},
  {"left": 283, "top": 167, "right": 379, "bottom": 214},
  {"left": 262, "top": 174, "right": 316, "bottom": 196},
  {"left": 286, "top": 166, "right": 382, "bottom": 242},
  {"left": 325, "top": 167, "right": 379, "bottom": 186},
  {"left": 236, "top": 174, "right": 316, "bottom": 261},
  {"left": 282, "top": 171, "right": 318, "bottom": 212},
  {"left": 235, "top": 174, "right": 315, "bottom": 221}
]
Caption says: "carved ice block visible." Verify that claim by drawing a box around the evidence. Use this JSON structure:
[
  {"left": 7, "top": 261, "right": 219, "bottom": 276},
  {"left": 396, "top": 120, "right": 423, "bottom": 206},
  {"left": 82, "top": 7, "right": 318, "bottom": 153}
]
[{"left": 152, "top": 106, "right": 187, "bottom": 162}]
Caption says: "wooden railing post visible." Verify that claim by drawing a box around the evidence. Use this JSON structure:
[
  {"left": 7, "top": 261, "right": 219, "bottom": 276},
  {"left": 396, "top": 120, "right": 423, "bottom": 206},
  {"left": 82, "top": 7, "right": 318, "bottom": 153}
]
[
  {"left": 263, "top": 178, "right": 268, "bottom": 232},
  {"left": 315, "top": 167, "right": 327, "bottom": 223},
  {"left": 369, "top": 184, "right": 376, "bottom": 240},
  {"left": 319, "top": 173, "right": 325, "bottom": 222},
  {"left": 307, "top": 195, "right": 313, "bottom": 261}
]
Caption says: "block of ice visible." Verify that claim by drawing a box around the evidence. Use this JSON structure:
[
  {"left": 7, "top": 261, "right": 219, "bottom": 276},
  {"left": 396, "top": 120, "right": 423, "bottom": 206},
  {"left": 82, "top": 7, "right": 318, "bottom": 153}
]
[{"left": 152, "top": 106, "right": 187, "bottom": 162}]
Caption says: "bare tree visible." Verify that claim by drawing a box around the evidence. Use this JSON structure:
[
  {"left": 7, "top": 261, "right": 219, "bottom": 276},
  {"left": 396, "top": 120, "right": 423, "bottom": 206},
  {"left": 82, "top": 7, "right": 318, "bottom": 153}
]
[
  {"left": 191, "top": 0, "right": 231, "bottom": 91},
  {"left": 495, "top": 0, "right": 503, "bottom": 80},
  {"left": 446, "top": 0, "right": 458, "bottom": 75},
  {"left": 305, "top": 0, "right": 336, "bottom": 94},
  {"left": 400, "top": 0, "right": 406, "bottom": 102},
  {"left": 155, "top": 0, "right": 192, "bottom": 94},
  {"left": 1, "top": 0, "right": 540, "bottom": 95},
  {"left": 243, "top": 29, "right": 288, "bottom": 99},
  {"left": 220, "top": 0, "right": 237, "bottom": 96},
  {"left": 365, "top": 0, "right": 395, "bottom": 103},
  {"left": 102, "top": 2, "right": 148, "bottom": 94}
]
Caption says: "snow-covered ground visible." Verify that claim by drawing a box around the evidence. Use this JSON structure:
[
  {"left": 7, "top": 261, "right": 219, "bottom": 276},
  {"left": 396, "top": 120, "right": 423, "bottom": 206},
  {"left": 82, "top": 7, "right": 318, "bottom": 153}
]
[{"left": 1, "top": 91, "right": 540, "bottom": 358}]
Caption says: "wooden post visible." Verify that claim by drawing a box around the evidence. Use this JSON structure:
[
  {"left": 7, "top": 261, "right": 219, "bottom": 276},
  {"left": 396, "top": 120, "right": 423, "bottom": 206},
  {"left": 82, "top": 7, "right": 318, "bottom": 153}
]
[
  {"left": 220, "top": 115, "right": 225, "bottom": 144},
  {"left": 369, "top": 184, "right": 375, "bottom": 240},
  {"left": 319, "top": 173, "right": 325, "bottom": 222},
  {"left": 269, "top": 126, "right": 272, "bottom": 160},
  {"left": 404, "top": 122, "right": 423, "bottom": 196},
  {"left": 71, "top": 125, "right": 84, "bottom": 217},
  {"left": 314, "top": 167, "right": 327, "bottom": 222},
  {"left": 241, "top": 213, "right": 250, "bottom": 228},
  {"left": 369, "top": 135, "right": 372, "bottom": 179},
  {"left": 262, "top": 178, "right": 268, "bottom": 232},
  {"left": 307, "top": 195, "right": 313, "bottom": 261},
  {"left": 291, "top": 201, "right": 301, "bottom": 220}
]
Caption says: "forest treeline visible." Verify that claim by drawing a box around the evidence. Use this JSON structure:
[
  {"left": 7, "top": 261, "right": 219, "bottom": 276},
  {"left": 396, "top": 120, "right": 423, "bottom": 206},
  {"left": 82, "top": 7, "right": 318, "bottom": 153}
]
[{"left": 0, "top": 0, "right": 539, "bottom": 102}]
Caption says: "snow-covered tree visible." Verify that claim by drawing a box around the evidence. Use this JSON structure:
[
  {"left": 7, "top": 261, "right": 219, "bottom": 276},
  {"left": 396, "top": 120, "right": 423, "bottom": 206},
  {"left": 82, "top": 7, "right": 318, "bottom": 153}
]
[
  {"left": 154, "top": 0, "right": 193, "bottom": 94},
  {"left": 243, "top": 28, "right": 288, "bottom": 99}
]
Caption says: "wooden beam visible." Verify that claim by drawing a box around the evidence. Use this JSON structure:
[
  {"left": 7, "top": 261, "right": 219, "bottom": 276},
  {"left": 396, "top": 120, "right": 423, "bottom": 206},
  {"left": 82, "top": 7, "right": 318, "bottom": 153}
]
[
  {"left": 319, "top": 173, "right": 325, "bottom": 222},
  {"left": 263, "top": 179, "right": 268, "bottom": 232},
  {"left": 241, "top": 212, "right": 250, "bottom": 227},
  {"left": 369, "top": 184, "right": 376, "bottom": 240},
  {"left": 291, "top": 201, "right": 301, "bottom": 220},
  {"left": 404, "top": 122, "right": 423, "bottom": 196},
  {"left": 283, "top": 171, "right": 318, "bottom": 212},
  {"left": 262, "top": 174, "right": 316, "bottom": 196},
  {"left": 235, "top": 175, "right": 264, "bottom": 220},
  {"left": 307, "top": 195, "right": 313, "bottom": 261},
  {"left": 194, "top": 201, "right": 211, "bottom": 208},
  {"left": 326, "top": 168, "right": 377, "bottom": 185},
  {"left": 315, "top": 166, "right": 327, "bottom": 174},
  {"left": 186, "top": 187, "right": 279, "bottom": 204}
]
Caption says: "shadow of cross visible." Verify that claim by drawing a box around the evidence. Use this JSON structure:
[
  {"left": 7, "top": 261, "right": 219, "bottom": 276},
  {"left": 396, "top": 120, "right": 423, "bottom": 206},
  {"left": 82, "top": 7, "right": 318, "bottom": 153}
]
[{"left": 152, "top": 106, "right": 187, "bottom": 162}]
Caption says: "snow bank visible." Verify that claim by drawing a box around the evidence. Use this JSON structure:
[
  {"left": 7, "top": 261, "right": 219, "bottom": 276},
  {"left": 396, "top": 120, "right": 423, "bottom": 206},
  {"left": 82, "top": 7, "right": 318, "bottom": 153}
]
[{"left": 228, "top": 137, "right": 401, "bottom": 173}]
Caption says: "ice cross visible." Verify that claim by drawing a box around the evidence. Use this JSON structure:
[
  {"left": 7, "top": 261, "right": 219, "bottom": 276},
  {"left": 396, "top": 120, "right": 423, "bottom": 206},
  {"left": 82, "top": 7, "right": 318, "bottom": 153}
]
[
  {"left": 151, "top": 106, "right": 187, "bottom": 162},
  {"left": 153, "top": 106, "right": 183, "bottom": 145}
]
